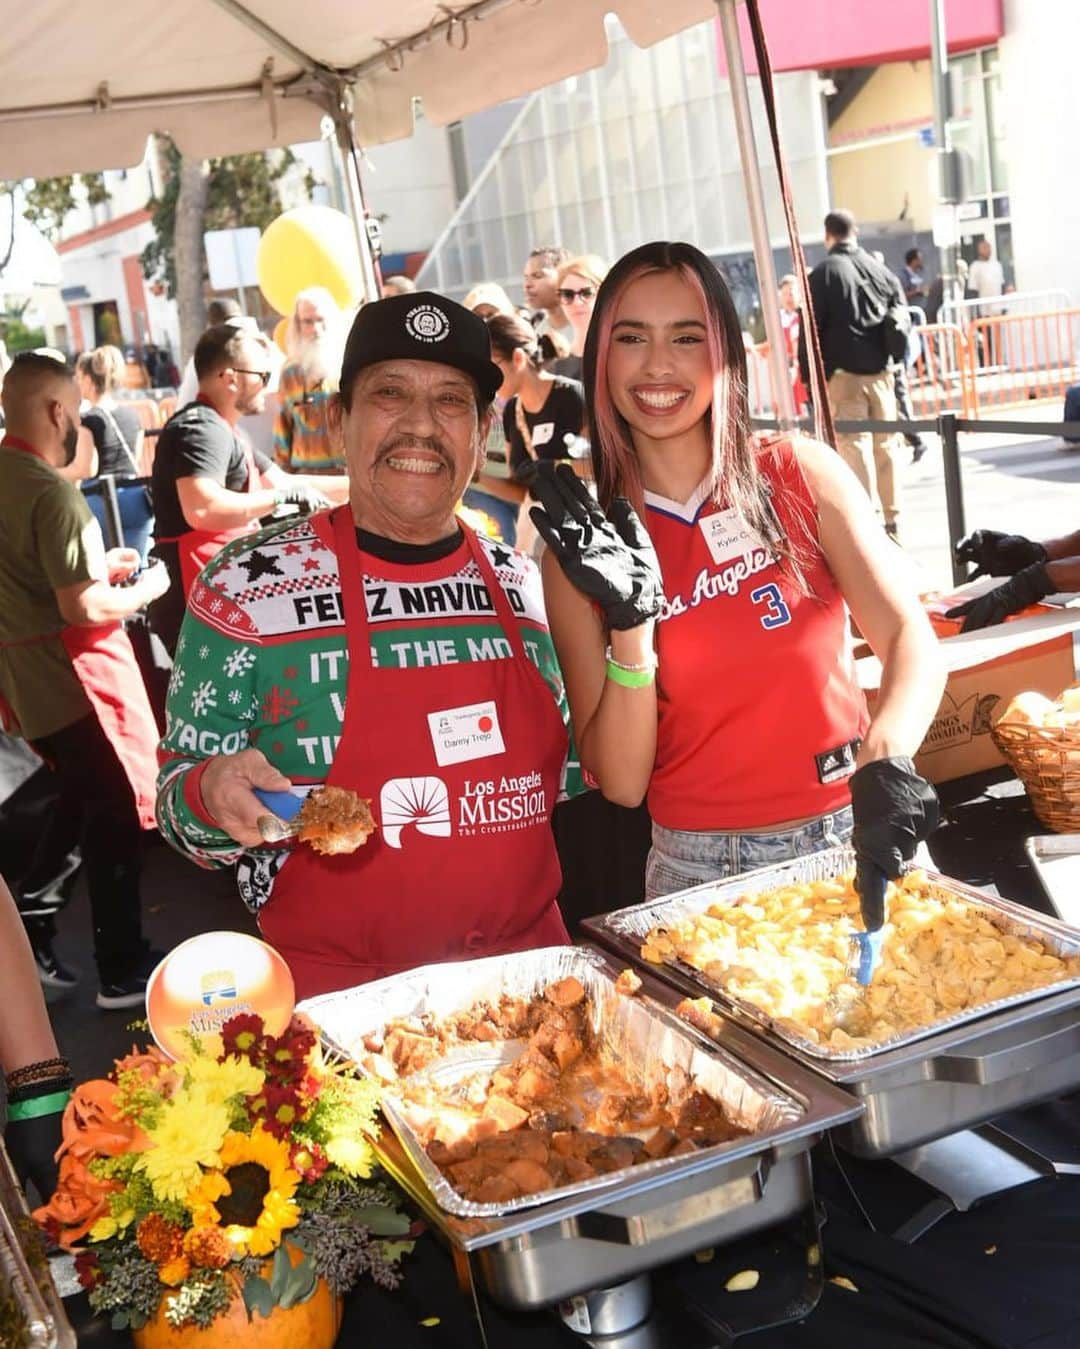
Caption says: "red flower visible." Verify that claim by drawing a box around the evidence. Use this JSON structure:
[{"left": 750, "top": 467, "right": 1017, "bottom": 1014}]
[
  {"left": 74, "top": 1249, "right": 101, "bottom": 1291},
  {"left": 289, "top": 1140, "right": 329, "bottom": 1184},
  {"left": 220, "top": 1013, "right": 266, "bottom": 1061},
  {"left": 256, "top": 1082, "right": 305, "bottom": 1140},
  {"left": 263, "top": 1018, "right": 316, "bottom": 1085}
]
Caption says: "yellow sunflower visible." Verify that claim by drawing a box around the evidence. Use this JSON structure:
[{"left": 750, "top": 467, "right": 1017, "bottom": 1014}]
[{"left": 186, "top": 1126, "right": 301, "bottom": 1258}]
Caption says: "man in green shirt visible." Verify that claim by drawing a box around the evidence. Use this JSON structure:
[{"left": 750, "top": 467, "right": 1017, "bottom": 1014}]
[{"left": 0, "top": 354, "right": 170, "bottom": 1008}]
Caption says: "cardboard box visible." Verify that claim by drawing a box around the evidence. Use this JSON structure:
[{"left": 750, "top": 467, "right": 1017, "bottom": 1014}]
[{"left": 857, "top": 599, "right": 1080, "bottom": 784}]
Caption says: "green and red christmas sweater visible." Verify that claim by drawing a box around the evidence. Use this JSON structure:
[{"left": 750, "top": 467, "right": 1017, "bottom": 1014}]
[{"left": 156, "top": 515, "right": 583, "bottom": 912}]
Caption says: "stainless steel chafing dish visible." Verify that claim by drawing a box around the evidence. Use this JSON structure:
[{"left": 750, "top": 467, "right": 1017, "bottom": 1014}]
[
  {"left": 0, "top": 1138, "right": 76, "bottom": 1349},
  {"left": 299, "top": 947, "right": 861, "bottom": 1310},
  {"left": 585, "top": 847, "right": 1080, "bottom": 1158}
]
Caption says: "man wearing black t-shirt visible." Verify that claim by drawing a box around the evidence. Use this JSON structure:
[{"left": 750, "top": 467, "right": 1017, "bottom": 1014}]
[{"left": 149, "top": 325, "right": 348, "bottom": 654}]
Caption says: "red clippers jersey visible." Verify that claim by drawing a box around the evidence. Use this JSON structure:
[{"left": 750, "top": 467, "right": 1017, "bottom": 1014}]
[{"left": 646, "top": 437, "right": 868, "bottom": 831}]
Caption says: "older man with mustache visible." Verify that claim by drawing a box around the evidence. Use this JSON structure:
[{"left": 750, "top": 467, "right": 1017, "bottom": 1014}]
[{"left": 156, "top": 293, "right": 583, "bottom": 996}]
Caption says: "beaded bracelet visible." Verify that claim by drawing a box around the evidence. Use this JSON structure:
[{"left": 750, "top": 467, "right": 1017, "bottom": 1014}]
[
  {"left": 5, "top": 1057, "right": 70, "bottom": 1090},
  {"left": 7, "top": 1074, "right": 74, "bottom": 1106},
  {"left": 605, "top": 660, "right": 656, "bottom": 689},
  {"left": 604, "top": 646, "right": 657, "bottom": 674}
]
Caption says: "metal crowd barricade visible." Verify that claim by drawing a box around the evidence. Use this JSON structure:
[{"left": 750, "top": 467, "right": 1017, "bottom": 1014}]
[
  {"left": 967, "top": 308, "right": 1080, "bottom": 414},
  {"left": 907, "top": 322, "right": 976, "bottom": 420}
]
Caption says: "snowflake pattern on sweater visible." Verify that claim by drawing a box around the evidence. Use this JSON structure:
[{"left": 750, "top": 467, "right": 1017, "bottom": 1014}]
[{"left": 156, "top": 515, "right": 583, "bottom": 911}]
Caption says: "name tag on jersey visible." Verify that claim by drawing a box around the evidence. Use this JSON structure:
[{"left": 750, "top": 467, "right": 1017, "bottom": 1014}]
[
  {"left": 428, "top": 700, "right": 506, "bottom": 766},
  {"left": 531, "top": 422, "right": 555, "bottom": 447},
  {"left": 699, "top": 508, "right": 767, "bottom": 565}
]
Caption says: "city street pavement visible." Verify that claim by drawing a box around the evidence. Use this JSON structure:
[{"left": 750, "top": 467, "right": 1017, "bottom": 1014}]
[
  {"left": 898, "top": 422, "right": 1080, "bottom": 591},
  {"left": 25, "top": 421, "right": 1080, "bottom": 1085}
]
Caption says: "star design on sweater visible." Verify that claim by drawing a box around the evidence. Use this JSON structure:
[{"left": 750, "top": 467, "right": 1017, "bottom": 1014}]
[
  {"left": 490, "top": 545, "right": 514, "bottom": 569},
  {"left": 236, "top": 549, "right": 284, "bottom": 583}
]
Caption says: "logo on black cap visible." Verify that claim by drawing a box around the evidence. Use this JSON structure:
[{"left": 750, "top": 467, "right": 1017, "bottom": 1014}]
[{"left": 405, "top": 303, "right": 450, "bottom": 344}]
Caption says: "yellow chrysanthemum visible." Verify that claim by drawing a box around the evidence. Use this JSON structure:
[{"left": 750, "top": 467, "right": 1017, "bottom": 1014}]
[
  {"left": 323, "top": 1132, "right": 373, "bottom": 1178},
  {"left": 185, "top": 1053, "right": 265, "bottom": 1107},
  {"left": 137, "top": 1091, "right": 231, "bottom": 1203},
  {"left": 185, "top": 1126, "right": 300, "bottom": 1258}
]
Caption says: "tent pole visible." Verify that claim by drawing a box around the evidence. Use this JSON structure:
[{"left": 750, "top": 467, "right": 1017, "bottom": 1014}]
[
  {"left": 329, "top": 85, "right": 382, "bottom": 304},
  {"left": 714, "top": 0, "right": 796, "bottom": 429}
]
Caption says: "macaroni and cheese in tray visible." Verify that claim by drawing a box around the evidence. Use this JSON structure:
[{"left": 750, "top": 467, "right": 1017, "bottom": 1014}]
[{"left": 594, "top": 849, "right": 1080, "bottom": 1062}]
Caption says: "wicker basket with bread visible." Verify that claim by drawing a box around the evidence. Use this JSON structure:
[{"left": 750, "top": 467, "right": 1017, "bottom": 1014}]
[{"left": 991, "top": 685, "right": 1080, "bottom": 832}]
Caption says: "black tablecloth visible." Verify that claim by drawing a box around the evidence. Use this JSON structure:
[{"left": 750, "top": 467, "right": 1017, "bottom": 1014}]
[{"left": 60, "top": 768, "right": 1080, "bottom": 1347}]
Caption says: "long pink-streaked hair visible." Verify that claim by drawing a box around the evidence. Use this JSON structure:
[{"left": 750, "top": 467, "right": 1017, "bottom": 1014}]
[{"left": 586, "top": 241, "right": 796, "bottom": 577}]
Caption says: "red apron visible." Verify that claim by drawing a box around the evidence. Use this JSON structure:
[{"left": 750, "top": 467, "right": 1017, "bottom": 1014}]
[
  {"left": 0, "top": 437, "right": 160, "bottom": 829},
  {"left": 259, "top": 506, "right": 570, "bottom": 997},
  {"left": 155, "top": 407, "right": 262, "bottom": 597}
]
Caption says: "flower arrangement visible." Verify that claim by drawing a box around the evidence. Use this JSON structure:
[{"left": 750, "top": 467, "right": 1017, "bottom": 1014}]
[{"left": 33, "top": 1013, "right": 412, "bottom": 1335}]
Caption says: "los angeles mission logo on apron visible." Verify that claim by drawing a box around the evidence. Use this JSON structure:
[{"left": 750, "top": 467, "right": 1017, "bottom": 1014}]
[{"left": 378, "top": 698, "right": 548, "bottom": 847}]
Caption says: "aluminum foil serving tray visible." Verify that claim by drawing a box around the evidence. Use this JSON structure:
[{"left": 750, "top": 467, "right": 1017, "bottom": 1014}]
[
  {"left": 584, "top": 847, "right": 1080, "bottom": 1158},
  {"left": 299, "top": 948, "right": 861, "bottom": 1308},
  {"left": 591, "top": 846, "right": 1080, "bottom": 1062}
]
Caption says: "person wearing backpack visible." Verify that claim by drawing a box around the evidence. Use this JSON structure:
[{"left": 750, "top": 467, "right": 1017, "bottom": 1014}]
[{"left": 801, "top": 210, "right": 909, "bottom": 540}]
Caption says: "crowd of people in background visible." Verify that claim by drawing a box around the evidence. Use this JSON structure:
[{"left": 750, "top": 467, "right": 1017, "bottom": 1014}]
[{"left": 0, "top": 214, "right": 1026, "bottom": 1010}]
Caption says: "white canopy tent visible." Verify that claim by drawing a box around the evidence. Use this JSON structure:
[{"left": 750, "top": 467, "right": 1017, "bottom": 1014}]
[
  {"left": 0, "top": 0, "right": 797, "bottom": 420},
  {"left": 1, "top": 1, "right": 722, "bottom": 176}
]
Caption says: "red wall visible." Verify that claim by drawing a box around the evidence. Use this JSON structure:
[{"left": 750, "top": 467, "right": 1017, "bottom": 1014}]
[{"left": 716, "top": 0, "right": 1004, "bottom": 73}]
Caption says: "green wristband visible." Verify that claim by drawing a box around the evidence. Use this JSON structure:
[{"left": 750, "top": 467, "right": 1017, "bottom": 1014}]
[
  {"left": 6, "top": 1090, "right": 71, "bottom": 1122},
  {"left": 605, "top": 659, "right": 656, "bottom": 689}
]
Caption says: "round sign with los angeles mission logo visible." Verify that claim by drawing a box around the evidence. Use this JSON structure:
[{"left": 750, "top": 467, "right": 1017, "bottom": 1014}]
[{"left": 406, "top": 303, "right": 450, "bottom": 343}]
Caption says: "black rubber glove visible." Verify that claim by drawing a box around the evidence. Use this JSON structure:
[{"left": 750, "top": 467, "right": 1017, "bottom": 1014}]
[
  {"left": 954, "top": 528, "right": 1047, "bottom": 579},
  {"left": 5, "top": 1105, "right": 65, "bottom": 1202},
  {"left": 274, "top": 482, "right": 332, "bottom": 513},
  {"left": 529, "top": 463, "right": 663, "bottom": 630},
  {"left": 849, "top": 756, "right": 939, "bottom": 932},
  {"left": 944, "top": 562, "right": 1054, "bottom": 633}
]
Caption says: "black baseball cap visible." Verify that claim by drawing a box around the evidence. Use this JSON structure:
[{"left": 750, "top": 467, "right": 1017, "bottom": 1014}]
[{"left": 339, "top": 291, "right": 503, "bottom": 405}]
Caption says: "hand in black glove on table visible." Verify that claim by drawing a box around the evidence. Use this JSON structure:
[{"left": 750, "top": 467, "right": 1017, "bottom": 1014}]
[
  {"left": 848, "top": 757, "right": 939, "bottom": 980},
  {"left": 529, "top": 463, "right": 663, "bottom": 630},
  {"left": 945, "top": 563, "right": 1054, "bottom": 633},
  {"left": 954, "top": 528, "right": 1047, "bottom": 579}
]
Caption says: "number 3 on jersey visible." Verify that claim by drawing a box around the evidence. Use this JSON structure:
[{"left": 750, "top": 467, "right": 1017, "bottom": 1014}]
[{"left": 751, "top": 583, "right": 792, "bottom": 631}]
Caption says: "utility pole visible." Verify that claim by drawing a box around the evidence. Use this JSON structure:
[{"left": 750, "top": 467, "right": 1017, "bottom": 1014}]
[{"left": 930, "top": 0, "right": 961, "bottom": 312}]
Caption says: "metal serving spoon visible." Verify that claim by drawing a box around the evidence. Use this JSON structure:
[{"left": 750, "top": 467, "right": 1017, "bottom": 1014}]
[{"left": 254, "top": 788, "right": 305, "bottom": 844}]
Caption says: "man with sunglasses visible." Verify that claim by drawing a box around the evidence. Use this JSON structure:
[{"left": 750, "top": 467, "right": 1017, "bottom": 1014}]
[{"left": 149, "top": 324, "right": 347, "bottom": 655}]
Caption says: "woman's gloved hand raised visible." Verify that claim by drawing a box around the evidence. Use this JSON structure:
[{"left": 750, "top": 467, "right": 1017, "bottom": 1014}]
[
  {"left": 529, "top": 463, "right": 664, "bottom": 630},
  {"left": 954, "top": 528, "right": 1047, "bottom": 579},
  {"left": 848, "top": 757, "right": 939, "bottom": 981}
]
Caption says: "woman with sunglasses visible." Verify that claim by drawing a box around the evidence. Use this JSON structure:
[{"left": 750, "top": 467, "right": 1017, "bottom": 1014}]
[
  {"left": 532, "top": 242, "right": 943, "bottom": 967},
  {"left": 551, "top": 255, "right": 609, "bottom": 381}
]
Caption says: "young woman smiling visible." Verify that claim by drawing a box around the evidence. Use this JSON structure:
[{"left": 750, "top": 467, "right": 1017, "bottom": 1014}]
[{"left": 531, "top": 242, "right": 944, "bottom": 966}]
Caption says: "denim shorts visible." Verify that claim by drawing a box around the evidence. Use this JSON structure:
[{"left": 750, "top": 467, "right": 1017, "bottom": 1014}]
[{"left": 645, "top": 806, "right": 854, "bottom": 902}]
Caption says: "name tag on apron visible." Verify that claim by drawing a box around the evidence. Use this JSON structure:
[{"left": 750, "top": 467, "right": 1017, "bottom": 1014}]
[
  {"left": 531, "top": 422, "right": 555, "bottom": 447},
  {"left": 428, "top": 700, "right": 506, "bottom": 766},
  {"left": 699, "top": 508, "right": 767, "bottom": 565}
]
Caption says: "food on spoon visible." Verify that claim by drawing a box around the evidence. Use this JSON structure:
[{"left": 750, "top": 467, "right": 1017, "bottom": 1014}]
[{"left": 294, "top": 784, "right": 376, "bottom": 855}]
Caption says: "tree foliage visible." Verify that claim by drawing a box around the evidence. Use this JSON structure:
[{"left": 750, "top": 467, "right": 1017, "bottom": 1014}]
[
  {"left": 22, "top": 173, "right": 108, "bottom": 239},
  {"left": 140, "top": 136, "right": 317, "bottom": 300}
]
